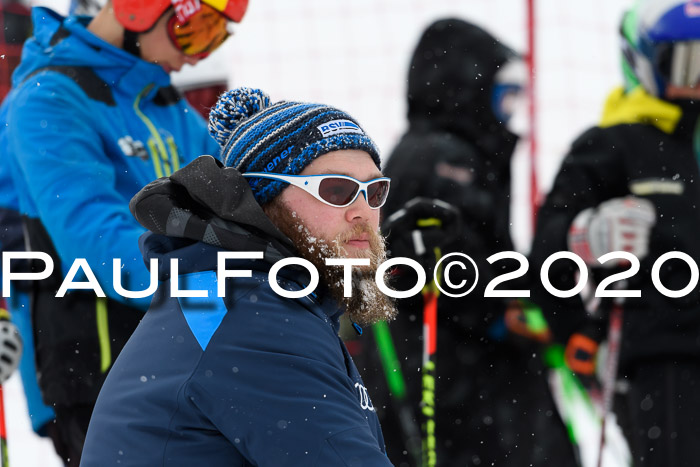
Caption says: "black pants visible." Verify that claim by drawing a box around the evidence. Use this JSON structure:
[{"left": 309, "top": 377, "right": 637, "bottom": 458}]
[
  {"left": 615, "top": 360, "right": 700, "bottom": 467},
  {"left": 47, "top": 404, "right": 94, "bottom": 467}
]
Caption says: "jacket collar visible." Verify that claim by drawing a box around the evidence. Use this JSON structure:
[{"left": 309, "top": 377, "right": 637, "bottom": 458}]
[{"left": 34, "top": 8, "right": 171, "bottom": 100}]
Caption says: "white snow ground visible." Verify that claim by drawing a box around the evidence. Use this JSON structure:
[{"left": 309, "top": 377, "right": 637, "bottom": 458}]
[{"left": 5, "top": 373, "right": 63, "bottom": 466}]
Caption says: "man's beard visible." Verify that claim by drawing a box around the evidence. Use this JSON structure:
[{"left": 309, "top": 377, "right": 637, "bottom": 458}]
[{"left": 264, "top": 199, "right": 397, "bottom": 326}]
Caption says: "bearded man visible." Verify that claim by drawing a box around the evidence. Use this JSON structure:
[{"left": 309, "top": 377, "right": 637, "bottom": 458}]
[{"left": 80, "top": 88, "right": 397, "bottom": 466}]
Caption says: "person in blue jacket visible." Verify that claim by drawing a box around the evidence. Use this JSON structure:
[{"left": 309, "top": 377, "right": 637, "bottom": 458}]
[
  {"left": 81, "top": 87, "right": 398, "bottom": 466},
  {"left": 0, "top": 1, "right": 248, "bottom": 465}
]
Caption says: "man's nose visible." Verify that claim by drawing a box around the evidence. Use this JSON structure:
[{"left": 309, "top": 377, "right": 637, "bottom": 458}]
[{"left": 345, "top": 191, "right": 374, "bottom": 222}]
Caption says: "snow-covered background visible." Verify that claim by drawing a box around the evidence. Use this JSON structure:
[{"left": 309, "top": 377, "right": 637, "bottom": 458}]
[{"left": 8, "top": 0, "right": 632, "bottom": 465}]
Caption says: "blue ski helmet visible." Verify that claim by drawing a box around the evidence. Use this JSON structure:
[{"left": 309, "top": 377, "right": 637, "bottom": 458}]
[{"left": 621, "top": 0, "right": 700, "bottom": 96}]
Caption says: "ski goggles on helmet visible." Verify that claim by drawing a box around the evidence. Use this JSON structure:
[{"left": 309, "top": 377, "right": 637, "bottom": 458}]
[
  {"left": 653, "top": 40, "right": 700, "bottom": 89},
  {"left": 167, "top": 3, "right": 232, "bottom": 59},
  {"left": 243, "top": 173, "right": 391, "bottom": 209}
]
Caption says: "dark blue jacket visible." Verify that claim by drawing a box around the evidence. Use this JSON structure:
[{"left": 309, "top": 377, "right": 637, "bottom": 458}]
[{"left": 81, "top": 156, "right": 391, "bottom": 466}]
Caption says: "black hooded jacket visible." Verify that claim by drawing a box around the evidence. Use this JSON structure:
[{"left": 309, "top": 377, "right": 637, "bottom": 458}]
[
  {"left": 383, "top": 18, "right": 519, "bottom": 332},
  {"left": 530, "top": 94, "right": 700, "bottom": 369},
  {"left": 359, "top": 19, "right": 576, "bottom": 467}
]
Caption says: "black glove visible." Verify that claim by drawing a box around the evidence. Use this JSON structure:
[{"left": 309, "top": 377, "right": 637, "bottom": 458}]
[{"left": 383, "top": 197, "right": 461, "bottom": 278}]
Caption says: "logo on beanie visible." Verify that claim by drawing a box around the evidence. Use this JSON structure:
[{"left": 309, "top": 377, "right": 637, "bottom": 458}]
[
  {"left": 317, "top": 119, "right": 363, "bottom": 138},
  {"left": 264, "top": 146, "right": 295, "bottom": 172}
]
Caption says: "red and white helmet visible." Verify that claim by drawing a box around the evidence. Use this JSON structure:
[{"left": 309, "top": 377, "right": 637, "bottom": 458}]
[{"left": 113, "top": 0, "right": 248, "bottom": 33}]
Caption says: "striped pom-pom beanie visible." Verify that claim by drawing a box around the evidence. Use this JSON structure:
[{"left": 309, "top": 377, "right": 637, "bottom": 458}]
[{"left": 208, "top": 87, "right": 381, "bottom": 205}]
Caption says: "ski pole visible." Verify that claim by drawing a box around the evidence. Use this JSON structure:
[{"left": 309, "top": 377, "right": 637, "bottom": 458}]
[
  {"left": 382, "top": 198, "right": 460, "bottom": 466},
  {"left": 596, "top": 293, "right": 624, "bottom": 467},
  {"left": 0, "top": 298, "right": 8, "bottom": 467},
  {"left": 0, "top": 384, "right": 7, "bottom": 467},
  {"left": 421, "top": 244, "right": 442, "bottom": 467},
  {"left": 372, "top": 321, "right": 422, "bottom": 465}
]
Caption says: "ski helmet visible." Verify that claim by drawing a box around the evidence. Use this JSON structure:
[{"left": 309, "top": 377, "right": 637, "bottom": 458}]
[
  {"left": 113, "top": 0, "right": 248, "bottom": 33},
  {"left": 621, "top": 0, "right": 700, "bottom": 96}
]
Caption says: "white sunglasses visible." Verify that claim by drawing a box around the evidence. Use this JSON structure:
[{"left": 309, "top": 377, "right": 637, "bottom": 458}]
[{"left": 243, "top": 172, "right": 391, "bottom": 209}]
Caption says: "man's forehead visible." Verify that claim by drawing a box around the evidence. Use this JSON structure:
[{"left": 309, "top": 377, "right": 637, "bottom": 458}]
[
  {"left": 303, "top": 149, "right": 383, "bottom": 179},
  {"left": 314, "top": 167, "right": 385, "bottom": 179}
]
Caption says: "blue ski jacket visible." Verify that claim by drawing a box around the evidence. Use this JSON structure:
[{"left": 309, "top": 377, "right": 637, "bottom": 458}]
[
  {"left": 81, "top": 156, "right": 391, "bottom": 466},
  {"left": 2, "top": 7, "right": 219, "bottom": 309},
  {"left": 0, "top": 8, "right": 219, "bottom": 406}
]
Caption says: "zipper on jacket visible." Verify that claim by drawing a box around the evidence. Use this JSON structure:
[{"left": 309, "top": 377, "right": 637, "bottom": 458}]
[
  {"left": 146, "top": 139, "right": 164, "bottom": 178},
  {"left": 166, "top": 136, "right": 181, "bottom": 172},
  {"left": 96, "top": 297, "right": 111, "bottom": 373},
  {"left": 133, "top": 84, "right": 180, "bottom": 177}
]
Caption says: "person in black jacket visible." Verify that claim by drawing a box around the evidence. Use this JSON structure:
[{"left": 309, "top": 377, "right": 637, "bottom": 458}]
[
  {"left": 530, "top": 2, "right": 700, "bottom": 465},
  {"left": 357, "top": 18, "right": 576, "bottom": 467}
]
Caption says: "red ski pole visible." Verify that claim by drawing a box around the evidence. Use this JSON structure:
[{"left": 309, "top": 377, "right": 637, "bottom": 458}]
[
  {"left": 0, "top": 297, "right": 8, "bottom": 467},
  {"left": 421, "top": 284, "right": 438, "bottom": 467},
  {"left": 596, "top": 295, "right": 624, "bottom": 467},
  {"left": 382, "top": 198, "right": 460, "bottom": 467},
  {"left": 0, "top": 383, "right": 7, "bottom": 467},
  {"left": 421, "top": 243, "right": 442, "bottom": 467}
]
